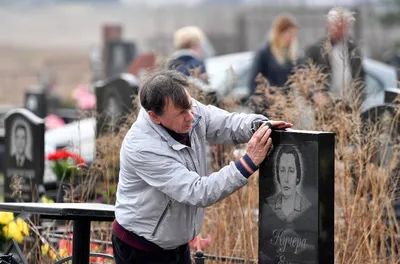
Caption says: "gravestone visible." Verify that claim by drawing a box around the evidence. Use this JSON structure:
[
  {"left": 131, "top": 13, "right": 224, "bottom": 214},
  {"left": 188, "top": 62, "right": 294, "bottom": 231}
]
[
  {"left": 104, "top": 41, "right": 136, "bottom": 79},
  {"left": 258, "top": 129, "right": 334, "bottom": 264},
  {"left": 3, "top": 109, "right": 45, "bottom": 202},
  {"left": 95, "top": 74, "right": 139, "bottom": 136},
  {"left": 24, "top": 89, "right": 47, "bottom": 119}
]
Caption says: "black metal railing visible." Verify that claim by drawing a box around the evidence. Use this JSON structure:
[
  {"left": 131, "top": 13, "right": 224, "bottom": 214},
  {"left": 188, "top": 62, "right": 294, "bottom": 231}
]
[{"left": 193, "top": 250, "right": 256, "bottom": 264}]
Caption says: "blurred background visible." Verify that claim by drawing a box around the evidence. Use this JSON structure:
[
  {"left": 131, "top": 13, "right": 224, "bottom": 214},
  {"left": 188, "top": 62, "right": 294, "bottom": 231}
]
[{"left": 0, "top": 0, "right": 397, "bottom": 107}]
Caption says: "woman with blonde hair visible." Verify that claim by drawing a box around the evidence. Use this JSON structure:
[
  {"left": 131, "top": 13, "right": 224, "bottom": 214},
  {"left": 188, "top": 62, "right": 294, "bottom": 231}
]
[{"left": 249, "top": 14, "right": 298, "bottom": 95}]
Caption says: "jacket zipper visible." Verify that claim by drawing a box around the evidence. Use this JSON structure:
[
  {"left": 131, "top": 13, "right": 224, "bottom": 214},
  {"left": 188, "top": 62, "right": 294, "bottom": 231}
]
[{"left": 152, "top": 200, "right": 172, "bottom": 237}]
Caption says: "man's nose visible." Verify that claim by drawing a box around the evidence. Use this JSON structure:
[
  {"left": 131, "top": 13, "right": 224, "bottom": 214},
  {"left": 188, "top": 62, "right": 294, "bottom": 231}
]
[{"left": 186, "top": 110, "right": 194, "bottom": 121}]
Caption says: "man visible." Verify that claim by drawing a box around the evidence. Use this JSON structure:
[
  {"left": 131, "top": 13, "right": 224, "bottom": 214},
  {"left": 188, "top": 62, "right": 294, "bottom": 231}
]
[
  {"left": 304, "top": 7, "right": 365, "bottom": 107},
  {"left": 112, "top": 70, "right": 292, "bottom": 264},
  {"left": 10, "top": 124, "right": 33, "bottom": 168}
]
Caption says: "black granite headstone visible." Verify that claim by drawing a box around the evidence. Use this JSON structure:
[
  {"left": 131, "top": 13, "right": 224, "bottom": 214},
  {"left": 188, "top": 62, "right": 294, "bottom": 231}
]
[
  {"left": 3, "top": 109, "right": 45, "bottom": 202},
  {"left": 24, "top": 90, "right": 47, "bottom": 119},
  {"left": 105, "top": 41, "right": 136, "bottom": 79},
  {"left": 95, "top": 74, "right": 139, "bottom": 136},
  {"left": 259, "top": 130, "right": 334, "bottom": 264}
]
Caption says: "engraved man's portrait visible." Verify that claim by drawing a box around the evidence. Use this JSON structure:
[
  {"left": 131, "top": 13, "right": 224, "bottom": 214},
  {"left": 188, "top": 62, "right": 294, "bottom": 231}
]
[
  {"left": 266, "top": 144, "right": 311, "bottom": 223},
  {"left": 9, "top": 119, "right": 33, "bottom": 169}
]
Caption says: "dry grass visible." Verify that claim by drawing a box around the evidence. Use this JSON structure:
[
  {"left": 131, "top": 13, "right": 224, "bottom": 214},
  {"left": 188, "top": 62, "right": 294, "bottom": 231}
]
[
  {"left": 10, "top": 61, "right": 399, "bottom": 263},
  {"left": 84, "top": 59, "right": 400, "bottom": 263}
]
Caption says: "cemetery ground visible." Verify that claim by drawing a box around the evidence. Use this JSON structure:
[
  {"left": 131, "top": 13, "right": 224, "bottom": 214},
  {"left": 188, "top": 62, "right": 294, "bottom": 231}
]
[{"left": 0, "top": 45, "right": 399, "bottom": 263}]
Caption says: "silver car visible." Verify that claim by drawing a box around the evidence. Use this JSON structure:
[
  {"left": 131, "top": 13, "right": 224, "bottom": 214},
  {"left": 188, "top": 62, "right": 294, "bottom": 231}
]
[{"left": 205, "top": 51, "right": 400, "bottom": 114}]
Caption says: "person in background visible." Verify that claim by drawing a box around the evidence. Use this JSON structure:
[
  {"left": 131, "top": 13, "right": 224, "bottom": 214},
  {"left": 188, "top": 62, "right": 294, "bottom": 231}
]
[
  {"left": 304, "top": 7, "right": 365, "bottom": 108},
  {"left": 169, "top": 26, "right": 219, "bottom": 106},
  {"left": 249, "top": 14, "right": 299, "bottom": 95},
  {"left": 112, "top": 70, "right": 292, "bottom": 264},
  {"left": 169, "top": 26, "right": 209, "bottom": 82}
]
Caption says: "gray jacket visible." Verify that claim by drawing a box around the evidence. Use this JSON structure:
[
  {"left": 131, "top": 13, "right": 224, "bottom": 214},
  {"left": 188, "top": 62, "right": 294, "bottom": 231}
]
[{"left": 115, "top": 99, "right": 265, "bottom": 249}]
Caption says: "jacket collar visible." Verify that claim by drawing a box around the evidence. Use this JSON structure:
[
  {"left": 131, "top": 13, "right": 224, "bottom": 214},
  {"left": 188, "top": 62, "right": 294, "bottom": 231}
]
[
  {"left": 170, "top": 49, "right": 202, "bottom": 61},
  {"left": 140, "top": 100, "right": 202, "bottom": 150}
]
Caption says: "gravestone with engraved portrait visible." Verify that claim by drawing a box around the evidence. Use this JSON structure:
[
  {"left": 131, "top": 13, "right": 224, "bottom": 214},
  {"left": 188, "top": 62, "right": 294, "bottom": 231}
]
[
  {"left": 104, "top": 41, "right": 136, "bottom": 79},
  {"left": 258, "top": 129, "right": 335, "bottom": 264},
  {"left": 24, "top": 89, "right": 47, "bottom": 119},
  {"left": 3, "top": 109, "right": 45, "bottom": 202},
  {"left": 95, "top": 74, "right": 139, "bottom": 136}
]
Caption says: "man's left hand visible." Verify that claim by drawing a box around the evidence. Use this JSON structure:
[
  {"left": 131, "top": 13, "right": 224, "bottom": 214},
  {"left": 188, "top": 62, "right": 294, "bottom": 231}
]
[{"left": 268, "top": 120, "right": 293, "bottom": 130}]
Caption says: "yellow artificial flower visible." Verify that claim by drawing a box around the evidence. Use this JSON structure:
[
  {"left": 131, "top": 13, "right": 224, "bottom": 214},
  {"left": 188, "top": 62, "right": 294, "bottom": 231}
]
[
  {"left": 2, "top": 221, "right": 23, "bottom": 243},
  {"left": 41, "top": 243, "right": 49, "bottom": 255},
  {"left": 0, "top": 212, "right": 14, "bottom": 225},
  {"left": 15, "top": 218, "right": 29, "bottom": 236},
  {"left": 59, "top": 248, "right": 69, "bottom": 258},
  {"left": 49, "top": 250, "right": 57, "bottom": 261},
  {"left": 41, "top": 196, "right": 55, "bottom": 203}
]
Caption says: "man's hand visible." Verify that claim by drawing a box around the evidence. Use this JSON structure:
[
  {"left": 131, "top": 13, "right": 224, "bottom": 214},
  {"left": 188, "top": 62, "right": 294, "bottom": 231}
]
[
  {"left": 246, "top": 123, "right": 273, "bottom": 166},
  {"left": 267, "top": 120, "right": 293, "bottom": 130}
]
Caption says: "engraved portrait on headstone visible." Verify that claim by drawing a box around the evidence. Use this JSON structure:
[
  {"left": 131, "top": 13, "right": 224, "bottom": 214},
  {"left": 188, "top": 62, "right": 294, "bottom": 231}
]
[
  {"left": 24, "top": 90, "right": 47, "bottom": 118},
  {"left": 259, "top": 130, "right": 334, "bottom": 264},
  {"left": 112, "top": 45, "right": 125, "bottom": 72},
  {"left": 105, "top": 41, "right": 136, "bottom": 78},
  {"left": 9, "top": 118, "right": 33, "bottom": 169},
  {"left": 265, "top": 145, "right": 311, "bottom": 224},
  {"left": 4, "top": 109, "right": 45, "bottom": 202}
]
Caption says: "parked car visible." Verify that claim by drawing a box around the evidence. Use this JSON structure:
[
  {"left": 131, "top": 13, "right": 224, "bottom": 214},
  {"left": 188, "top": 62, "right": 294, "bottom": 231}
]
[
  {"left": 44, "top": 117, "right": 96, "bottom": 183},
  {"left": 205, "top": 51, "right": 400, "bottom": 114}
]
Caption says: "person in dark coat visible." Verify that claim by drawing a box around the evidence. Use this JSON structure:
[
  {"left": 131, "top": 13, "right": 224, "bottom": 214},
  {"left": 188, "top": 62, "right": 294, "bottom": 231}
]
[
  {"left": 249, "top": 14, "right": 299, "bottom": 95},
  {"left": 304, "top": 7, "right": 365, "bottom": 108}
]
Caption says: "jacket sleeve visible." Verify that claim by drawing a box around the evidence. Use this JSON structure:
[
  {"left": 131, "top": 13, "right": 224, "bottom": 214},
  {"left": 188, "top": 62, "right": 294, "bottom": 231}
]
[
  {"left": 194, "top": 100, "right": 267, "bottom": 145},
  {"left": 349, "top": 41, "right": 366, "bottom": 102},
  {"left": 304, "top": 44, "right": 319, "bottom": 66},
  {"left": 130, "top": 149, "right": 248, "bottom": 207}
]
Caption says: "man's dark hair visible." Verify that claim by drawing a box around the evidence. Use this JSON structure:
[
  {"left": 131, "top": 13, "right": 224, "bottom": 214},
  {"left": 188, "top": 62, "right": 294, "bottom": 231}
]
[
  {"left": 139, "top": 70, "right": 191, "bottom": 116},
  {"left": 15, "top": 124, "right": 27, "bottom": 136},
  {"left": 276, "top": 144, "right": 301, "bottom": 185}
]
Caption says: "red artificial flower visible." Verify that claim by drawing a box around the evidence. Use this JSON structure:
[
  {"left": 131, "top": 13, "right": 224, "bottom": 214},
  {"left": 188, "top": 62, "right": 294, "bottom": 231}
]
[
  {"left": 47, "top": 149, "right": 86, "bottom": 165},
  {"left": 58, "top": 234, "right": 73, "bottom": 255},
  {"left": 89, "top": 243, "right": 99, "bottom": 262},
  {"left": 189, "top": 235, "right": 211, "bottom": 251}
]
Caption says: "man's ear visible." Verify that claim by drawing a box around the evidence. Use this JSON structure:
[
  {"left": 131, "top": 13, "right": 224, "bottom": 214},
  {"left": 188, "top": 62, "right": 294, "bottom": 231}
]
[{"left": 148, "top": 111, "right": 161, "bottom": 124}]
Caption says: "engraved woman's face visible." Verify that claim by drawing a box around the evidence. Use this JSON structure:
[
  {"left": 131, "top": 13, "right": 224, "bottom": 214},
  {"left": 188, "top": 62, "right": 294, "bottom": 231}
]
[{"left": 278, "top": 153, "right": 297, "bottom": 197}]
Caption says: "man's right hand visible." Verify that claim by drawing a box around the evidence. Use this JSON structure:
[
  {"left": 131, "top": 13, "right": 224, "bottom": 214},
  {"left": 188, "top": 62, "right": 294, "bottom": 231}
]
[{"left": 246, "top": 123, "right": 273, "bottom": 166}]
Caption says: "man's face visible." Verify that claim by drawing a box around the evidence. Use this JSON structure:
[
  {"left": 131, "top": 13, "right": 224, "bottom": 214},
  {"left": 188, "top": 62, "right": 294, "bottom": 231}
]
[
  {"left": 154, "top": 96, "right": 194, "bottom": 134},
  {"left": 328, "top": 20, "right": 349, "bottom": 42},
  {"left": 15, "top": 127, "right": 27, "bottom": 156},
  {"left": 278, "top": 153, "right": 297, "bottom": 198}
]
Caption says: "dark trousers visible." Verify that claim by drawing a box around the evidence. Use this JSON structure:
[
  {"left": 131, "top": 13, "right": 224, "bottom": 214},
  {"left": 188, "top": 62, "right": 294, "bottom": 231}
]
[{"left": 112, "top": 233, "right": 192, "bottom": 264}]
